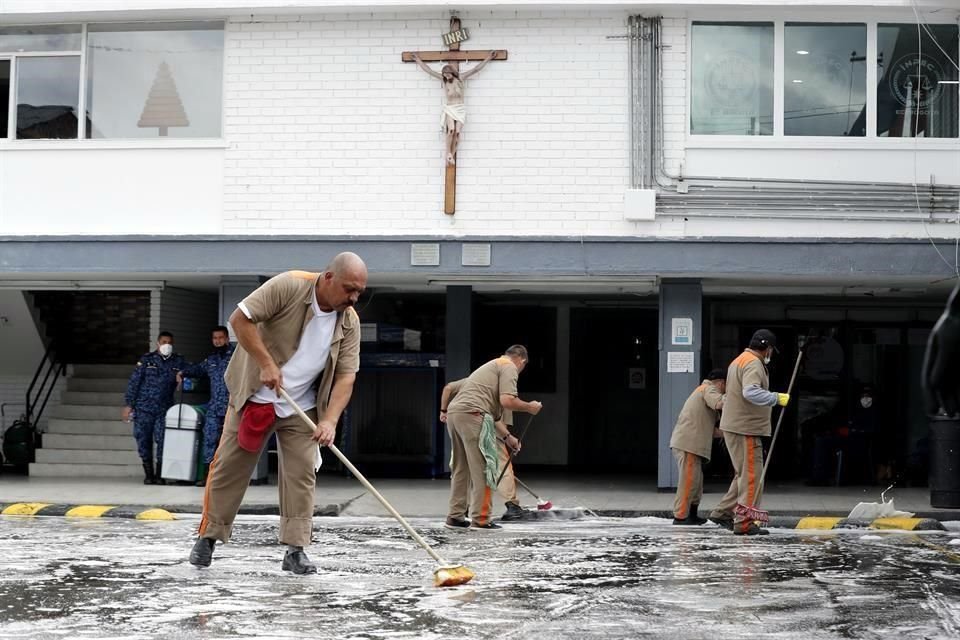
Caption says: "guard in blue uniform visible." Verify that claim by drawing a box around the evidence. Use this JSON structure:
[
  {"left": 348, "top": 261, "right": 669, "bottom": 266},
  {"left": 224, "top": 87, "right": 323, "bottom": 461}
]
[
  {"left": 123, "top": 331, "right": 184, "bottom": 484},
  {"left": 178, "top": 325, "right": 234, "bottom": 485}
]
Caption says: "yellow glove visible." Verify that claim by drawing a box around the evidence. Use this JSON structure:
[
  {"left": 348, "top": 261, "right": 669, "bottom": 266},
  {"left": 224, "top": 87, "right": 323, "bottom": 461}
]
[{"left": 776, "top": 393, "right": 790, "bottom": 407}]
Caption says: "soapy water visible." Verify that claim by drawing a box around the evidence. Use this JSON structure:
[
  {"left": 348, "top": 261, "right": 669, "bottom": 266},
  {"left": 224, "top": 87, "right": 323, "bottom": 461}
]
[{"left": 1, "top": 515, "right": 959, "bottom": 639}]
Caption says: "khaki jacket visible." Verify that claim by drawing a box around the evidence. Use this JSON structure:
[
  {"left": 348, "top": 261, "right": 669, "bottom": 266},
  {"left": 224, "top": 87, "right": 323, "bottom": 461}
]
[
  {"left": 669, "top": 380, "right": 724, "bottom": 460},
  {"left": 719, "top": 349, "right": 772, "bottom": 436},
  {"left": 224, "top": 270, "right": 361, "bottom": 415}
]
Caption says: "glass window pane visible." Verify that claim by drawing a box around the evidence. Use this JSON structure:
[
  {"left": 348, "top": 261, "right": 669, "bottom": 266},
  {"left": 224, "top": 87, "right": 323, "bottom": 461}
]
[
  {"left": 0, "top": 60, "right": 9, "bottom": 138},
  {"left": 877, "top": 23, "right": 958, "bottom": 138},
  {"left": 85, "top": 22, "right": 224, "bottom": 139},
  {"left": 0, "top": 25, "right": 82, "bottom": 53},
  {"left": 691, "top": 22, "right": 774, "bottom": 135},
  {"left": 16, "top": 56, "right": 80, "bottom": 139},
  {"left": 785, "top": 23, "right": 867, "bottom": 136}
]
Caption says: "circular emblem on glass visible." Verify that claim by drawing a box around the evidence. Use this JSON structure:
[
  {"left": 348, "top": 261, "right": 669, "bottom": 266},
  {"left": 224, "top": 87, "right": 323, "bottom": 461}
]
[
  {"left": 888, "top": 54, "right": 944, "bottom": 108},
  {"left": 706, "top": 51, "right": 758, "bottom": 107}
]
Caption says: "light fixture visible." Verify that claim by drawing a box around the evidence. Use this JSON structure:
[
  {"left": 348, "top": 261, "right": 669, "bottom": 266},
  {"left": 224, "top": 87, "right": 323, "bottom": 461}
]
[
  {"left": 938, "top": 80, "right": 960, "bottom": 85},
  {"left": 0, "top": 280, "right": 166, "bottom": 291},
  {"left": 427, "top": 275, "right": 657, "bottom": 287},
  {"left": 796, "top": 50, "right": 809, "bottom": 55},
  {"left": 792, "top": 79, "right": 804, "bottom": 83}
]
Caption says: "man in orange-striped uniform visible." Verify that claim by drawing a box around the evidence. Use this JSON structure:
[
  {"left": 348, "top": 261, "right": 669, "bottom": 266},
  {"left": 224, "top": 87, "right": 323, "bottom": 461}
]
[
  {"left": 709, "top": 329, "right": 790, "bottom": 536},
  {"left": 669, "top": 369, "right": 726, "bottom": 525},
  {"left": 442, "top": 345, "right": 542, "bottom": 531}
]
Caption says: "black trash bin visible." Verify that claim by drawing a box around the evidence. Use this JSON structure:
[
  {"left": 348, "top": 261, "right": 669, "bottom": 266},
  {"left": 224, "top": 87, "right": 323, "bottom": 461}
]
[{"left": 929, "top": 416, "right": 960, "bottom": 509}]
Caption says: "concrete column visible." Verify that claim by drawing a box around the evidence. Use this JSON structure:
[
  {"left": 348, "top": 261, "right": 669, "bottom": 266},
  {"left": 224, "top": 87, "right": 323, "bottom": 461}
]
[
  {"left": 658, "top": 280, "right": 703, "bottom": 489},
  {"left": 444, "top": 285, "right": 473, "bottom": 382}
]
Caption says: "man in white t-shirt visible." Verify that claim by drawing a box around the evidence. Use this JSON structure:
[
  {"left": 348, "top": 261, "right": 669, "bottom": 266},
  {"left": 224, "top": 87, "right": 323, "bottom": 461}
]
[{"left": 189, "top": 254, "right": 366, "bottom": 574}]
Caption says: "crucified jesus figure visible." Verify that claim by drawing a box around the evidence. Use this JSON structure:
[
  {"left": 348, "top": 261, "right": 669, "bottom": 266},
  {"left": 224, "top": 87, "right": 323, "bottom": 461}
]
[{"left": 411, "top": 51, "right": 496, "bottom": 165}]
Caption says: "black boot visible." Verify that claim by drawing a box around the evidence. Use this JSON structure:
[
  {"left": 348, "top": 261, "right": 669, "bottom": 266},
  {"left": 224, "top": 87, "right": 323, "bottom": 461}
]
[
  {"left": 155, "top": 460, "right": 166, "bottom": 485},
  {"left": 189, "top": 537, "right": 215, "bottom": 567},
  {"left": 142, "top": 461, "right": 156, "bottom": 485},
  {"left": 282, "top": 547, "right": 318, "bottom": 575},
  {"left": 501, "top": 501, "right": 528, "bottom": 521},
  {"left": 687, "top": 503, "right": 707, "bottom": 525}
]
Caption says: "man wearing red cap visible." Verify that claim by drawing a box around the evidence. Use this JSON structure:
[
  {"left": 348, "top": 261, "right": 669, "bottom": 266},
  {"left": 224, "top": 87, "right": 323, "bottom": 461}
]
[{"left": 189, "top": 253, "right": 366, "bottom": 574}]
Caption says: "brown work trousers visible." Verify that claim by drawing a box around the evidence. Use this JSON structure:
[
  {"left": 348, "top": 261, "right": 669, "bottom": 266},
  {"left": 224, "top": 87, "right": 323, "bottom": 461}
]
[
  {"left": 672, "top": 448, "right": 704, "bottom": 519},
  {"left": 198, "top": 403, "right": 318, "bottom": 547},
  {"left": 497, "top": 439, "right": 519, "bottom": 505},
  {"left": 710, "top": 431, "right": 765, "bottom": 533},
  {"left": 446, "top": 412, "right": 495, "bottom": 525}
]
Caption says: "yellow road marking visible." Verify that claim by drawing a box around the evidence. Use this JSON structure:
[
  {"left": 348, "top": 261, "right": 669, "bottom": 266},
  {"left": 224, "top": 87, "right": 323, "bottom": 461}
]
[{"left": 796, "top": 517, "right": 842, "bottom": 530}]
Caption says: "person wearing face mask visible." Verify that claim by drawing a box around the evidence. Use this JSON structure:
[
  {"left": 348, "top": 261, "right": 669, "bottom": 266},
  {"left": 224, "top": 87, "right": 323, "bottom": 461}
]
[
  {"left": 177, "top": 326, "right": 235, "bottom": 486},
  {"left": 708, "top": 329, "right": 790, "bottom": 536},
  {"left": 123, "top": 331, "right": 185, "bottom": 485}
]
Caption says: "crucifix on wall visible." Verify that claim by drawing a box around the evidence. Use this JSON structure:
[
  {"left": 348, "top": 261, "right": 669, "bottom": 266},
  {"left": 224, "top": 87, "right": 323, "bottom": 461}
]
[{"left": 402, "top": 17, "right": 508, "bottom": 214}]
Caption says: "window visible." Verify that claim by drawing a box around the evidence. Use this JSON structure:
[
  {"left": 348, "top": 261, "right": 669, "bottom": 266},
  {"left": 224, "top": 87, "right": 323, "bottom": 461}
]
[
  {"left": 86, "top": 22, "right": 224, "bottom": 139},
  {"left": 1, "top": 25, "right": 81, "bottom": 140},
  {"left": 691, "top": 22, "right": 775, "bottom": 136},
  {"left": 0, "top": 22, "right": 223, "bottom": 142},
  {"left": 877, "top": 23, "right": 958, "bottom": 138},
  {"left": 785, "top": 23, "right": 867, "bottom": 136}
]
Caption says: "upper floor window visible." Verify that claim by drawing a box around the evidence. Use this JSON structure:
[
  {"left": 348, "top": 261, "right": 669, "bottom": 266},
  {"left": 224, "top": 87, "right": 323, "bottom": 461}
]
[
  {"left": 877, "top": 23, "right": 958, "bottom": 138},
  {"left": 691, "top": 22, "right": 774, "bottom": 135},
  {"left": 784, "top": 23, "right": 867, "bottom": 137},
  {"left": 0, "top": 21, "right": 224, "bottom": 142}
]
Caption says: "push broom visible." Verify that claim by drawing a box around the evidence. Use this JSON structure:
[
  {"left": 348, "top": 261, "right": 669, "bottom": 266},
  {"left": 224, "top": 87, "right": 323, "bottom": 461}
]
[
  {"left": 279, "top": 388, "right": 475, "bottom": 587},
  {"left": 733, "top": 340, "right": 806, "bottom": 524},
  {"left": 494, "top": 414, "right": 553, "bottom": 510}
]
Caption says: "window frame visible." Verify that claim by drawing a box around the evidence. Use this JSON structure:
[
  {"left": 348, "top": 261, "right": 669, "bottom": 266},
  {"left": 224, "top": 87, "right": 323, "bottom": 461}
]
[
  {"left": 686, "top": 15, "right": 960, "bottom": 148},
  {"left": 0, "top": 20, "right": 226, "bottom": 148}
]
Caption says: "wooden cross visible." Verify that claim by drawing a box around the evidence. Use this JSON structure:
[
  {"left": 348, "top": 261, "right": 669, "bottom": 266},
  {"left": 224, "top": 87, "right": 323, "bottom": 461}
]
[{"left": 402, "top": 17, "right": 508, "bottom": 215}]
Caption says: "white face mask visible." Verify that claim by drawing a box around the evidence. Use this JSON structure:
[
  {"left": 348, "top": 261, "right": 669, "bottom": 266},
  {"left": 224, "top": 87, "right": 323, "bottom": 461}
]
[
  {"left": 158, "top": 344, "right": 173, "bottom": 357},
  {"left": 860, "top": 397, "right": 873, "bottom": 409},
  {"left": 763, "top": 355, "right": 772, "bottom": 365}
]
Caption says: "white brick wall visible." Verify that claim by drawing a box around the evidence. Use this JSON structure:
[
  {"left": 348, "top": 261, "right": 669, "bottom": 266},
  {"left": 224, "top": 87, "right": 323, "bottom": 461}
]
[
  {"left": 222, "top": 10, "right": 638, "bottom": 236},
  {"left": 0, "top": 376, "right": 65, "bottom": 432},
  {"left": 660, "top": 17, "right": 687, "bottom": 178}
]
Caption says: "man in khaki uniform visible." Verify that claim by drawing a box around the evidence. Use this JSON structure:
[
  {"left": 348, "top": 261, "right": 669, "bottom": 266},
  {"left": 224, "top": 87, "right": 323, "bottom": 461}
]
[
  {"left": 440, "top": 380, "right": 527, "bottom": 521},
  {"left": 709, "top": 329, "right": 790, "bottom": 536},
  {"left": 441, "top": 345, "right": 542, "bottom": 530},
  {"left": 669, "top": 369, "right": 726, "bottom": 525},
  {"left": 189, "top": 254, "right": 366, "bottom": 573}
]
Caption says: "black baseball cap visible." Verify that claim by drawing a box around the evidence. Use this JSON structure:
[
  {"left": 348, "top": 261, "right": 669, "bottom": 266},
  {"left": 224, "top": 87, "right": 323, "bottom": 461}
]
[
  {"left": 706, "top": 368, "right": 726, "bottom": 381},
  {"left": 749, "top": 329, "right": 779, "bottom": 352}
]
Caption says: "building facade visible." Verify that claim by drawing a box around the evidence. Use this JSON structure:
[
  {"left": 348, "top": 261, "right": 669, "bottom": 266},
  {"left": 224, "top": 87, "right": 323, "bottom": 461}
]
[{"left": 1, "top": 0, "right": 957, "bottom": 486}]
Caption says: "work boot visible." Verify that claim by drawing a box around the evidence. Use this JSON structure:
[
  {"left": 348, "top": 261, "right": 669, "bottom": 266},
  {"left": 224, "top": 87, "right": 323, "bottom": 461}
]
[
  {"left": 734, "top": 522, "right": 770, "bottom": 536},
  {"left": 469, "top": 521, "right": 503, "bottom": 531},
  {"left": 155, "top": 461, "right": 166, "bottom": 486},
  {"left": 673, "top": 504, "right": 708, "bottom": 526},
  {"left": 444, "top": 516, "right": 471, "bottom": 530},
  {"left": 282, "top": 547, "right": 318, "bottom": 575},
  {"left": 501, "top": 502, "right": 528, "bottom": 521},
  {"left": 709, "top": 514, "right": 734, "bottom": 531},
  {"left": 142, "top": 461, "right": 156, "bottom": 485},
  {"left": 189, "top": 537, "right": 215, "bottom": 567}
]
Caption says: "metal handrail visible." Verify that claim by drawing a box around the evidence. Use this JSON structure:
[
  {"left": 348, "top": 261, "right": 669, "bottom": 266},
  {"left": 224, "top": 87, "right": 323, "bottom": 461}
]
[{"left": 25, "top": 344, "right": 66, "bottom": 430}]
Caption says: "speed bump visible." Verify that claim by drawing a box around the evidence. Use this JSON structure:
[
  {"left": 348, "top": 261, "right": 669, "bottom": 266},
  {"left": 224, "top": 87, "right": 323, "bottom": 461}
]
[{"left": 0, "top": 503, "right": 175, "bottom": 520}]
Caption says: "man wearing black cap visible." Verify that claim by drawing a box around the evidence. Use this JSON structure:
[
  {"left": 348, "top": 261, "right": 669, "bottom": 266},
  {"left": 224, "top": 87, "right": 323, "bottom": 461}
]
[
  {"left": 669, "top": 369, "right": 726, "bottom": 525},
  {"left": 709, "top": 329, "right": 790, "bottom": 535}
]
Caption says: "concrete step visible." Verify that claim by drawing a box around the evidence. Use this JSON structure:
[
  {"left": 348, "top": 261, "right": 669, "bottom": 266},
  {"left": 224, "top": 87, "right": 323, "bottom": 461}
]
[
  {"left": 42, "top": 433, "right": 136, "bottom": 451},
  {"left": 29, "top": 462, "right": 143, "bottom": 478},
  {"left": 67, "top": 377, "right": 128, "bottom": 393},
  {"left": 61, "top": 391, "right": 126, "bottom": 406},
  {"left": 46, "top": 418, "right": 131, "bottom": 437},
  {"left": 35, "top": 448, "right": 141, "bottom": 465},
  {"left": 49, "top": 404, "right": 126, "bottom": 420},
  {"left": 71, "top": 364, "right": 135, "bottom": 379}
]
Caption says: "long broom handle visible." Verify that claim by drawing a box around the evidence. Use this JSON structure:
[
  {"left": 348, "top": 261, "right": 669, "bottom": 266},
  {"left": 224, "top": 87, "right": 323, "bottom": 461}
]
[
  {"left": 515, "top": 477, "right": 543, "bottom": 501},
  {"left": 753, "top": 346, "right": 805, "bottom": 501},
  {"left": 495, "top": 413, "right": 536, "bottom": 486},
  {"left": 278, "top": 388, "right": 448, "bottom": 566}
]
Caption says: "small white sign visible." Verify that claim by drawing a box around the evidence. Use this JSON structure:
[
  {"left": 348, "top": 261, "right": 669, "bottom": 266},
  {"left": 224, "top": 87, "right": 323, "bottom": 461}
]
[
  {"left": 671, "top": 317, "right": 693, "bottom": 346},
  {"left": 410, "top": 243, "right": 440, "bottom": 266},
  {"left": 461, "top": 243, "right": 492, "bottom": 266},
  {"left": 667, "top": 351, "right": 695, "bottom": 373}
]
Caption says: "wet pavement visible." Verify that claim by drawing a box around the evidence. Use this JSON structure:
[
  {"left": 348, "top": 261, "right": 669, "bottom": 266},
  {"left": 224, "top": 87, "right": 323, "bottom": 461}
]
[{"left": 1, "top": 515, "right": 959, "bottom": 639}]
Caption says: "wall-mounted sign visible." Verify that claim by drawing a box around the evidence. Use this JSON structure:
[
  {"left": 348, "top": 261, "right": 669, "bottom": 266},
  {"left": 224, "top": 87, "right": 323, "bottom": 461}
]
[
  {"left": 671, "top": 317, "right": 693, "bottom": 346},
  {"left": 442, "top": 28, "right": 470, "bottom": 47}
]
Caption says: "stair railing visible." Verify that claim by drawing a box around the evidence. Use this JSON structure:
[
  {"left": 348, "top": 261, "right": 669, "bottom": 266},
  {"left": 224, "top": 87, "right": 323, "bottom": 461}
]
[{"left": 25, "top": 343, "right": 67, "bottom": 430}]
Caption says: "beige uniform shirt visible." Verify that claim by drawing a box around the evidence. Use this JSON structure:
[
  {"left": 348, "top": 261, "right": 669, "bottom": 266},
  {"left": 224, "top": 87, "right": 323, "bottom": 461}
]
[
  {"left": 446, "top": 377, "right": 512, "bottom": 425},
  {"left": 447, "top": 357, "right": 519, "bottom": 417},
  {"left": 719, "top": 349, "right": 772, "bottom": 436},
  {"left": 224, "top": 270, "right": 361, "bottom": 416},
  {"left": 669, "top": 380, "right": 724, "bottom": 460}
]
